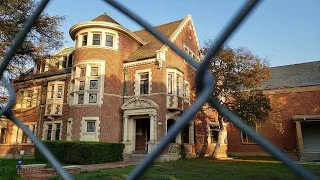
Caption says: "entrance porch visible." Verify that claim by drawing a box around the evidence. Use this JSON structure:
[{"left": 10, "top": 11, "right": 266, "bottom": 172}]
[{"left": 293, "top": 115, "right": 320, "bottom": 161}]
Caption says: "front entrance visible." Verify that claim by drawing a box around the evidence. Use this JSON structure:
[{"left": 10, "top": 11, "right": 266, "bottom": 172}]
[
  {"left": 302, "top": 122, "right": 320, "bottom": 152},
  {"left": 135, "top": 118, "right": 150, "bottom": 152}
]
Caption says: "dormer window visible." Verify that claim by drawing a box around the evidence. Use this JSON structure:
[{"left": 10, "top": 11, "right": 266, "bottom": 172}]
[
  {"left": 82, "top": 34, "right": 88, "bottom": 46},
  {"left": 92, "top": 33, "right": 101, "bottom": 45},
  {"left": 105, "top": 34, "right": 114, "bottom": 47}
]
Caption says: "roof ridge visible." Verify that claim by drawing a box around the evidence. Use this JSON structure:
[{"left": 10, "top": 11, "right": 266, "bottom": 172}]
[
  {"left": 271, "top": 60, "right": 320, "bottom": 68},
  {"left": 133, "top": 19, "right": 184, "bottom": 33}
]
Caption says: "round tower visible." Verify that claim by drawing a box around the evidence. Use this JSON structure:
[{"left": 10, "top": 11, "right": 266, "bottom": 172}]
[{"left": 67, "top": 13, "right": 144, "bottom": 142}]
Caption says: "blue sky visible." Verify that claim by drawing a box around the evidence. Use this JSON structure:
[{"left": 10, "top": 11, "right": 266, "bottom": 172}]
[{"left": 44, "top": 0, "right": 320, "bottom": 67}]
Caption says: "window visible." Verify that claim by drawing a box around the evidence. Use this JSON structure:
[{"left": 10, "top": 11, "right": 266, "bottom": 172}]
[
  {"left": 78, "top": 94, "right": 84, "bottom": 104},
  {"left": 209, "top": 123, "right": 220, "bottom": 143},
  {"left": 71, "top": 62, "right": 104, "bottom": 106},
  {"left": 57, "top": 85, "right": 63, "bottom": 98},
  {"left": 62, "top": 56, "right": 67, "bottom": 68},
  {"left": 55, "top": 123, "right": 61, "bottom": 140},
  {"left": 26, "top": 91, "right": 33, "bottom": 107},
  {"left": 50, "top": 85, "right": 54, "bottom": 99},
  {"left": 46, "top": 124, "right": 52, "bottom": 140},
  {"left": 176, "top": 76, "right": 180, "bottom": 96},
  {"left": 82, "top": 34, "right": 88, "bottom": 46},
  {"left": 92, "top": 34, "right": 101, "bottom": 45},
  {"left": 79, "top": 81, "right": 85, "bottom": 90},
  {"left": 89, "top": 93, "right": 97, "bottom": 103},
  {"left": 91, "top": 67, "right": 99, "bottom": 76},
  {"left": 80, "top": 67, "right": 86, "bottom": 77},
  {"left": 67, "top": 55, "right": 73, "bottom": 67},
  {"left": 140, "top": 73, "right": 149, "bottom": 95},
  {"left": 16, "top": 88, "right": 40, "bottom": 109},
  {"left": 86, "top": 121, "right": 96, "bottom": 132},
  {"left": 0, "top": 128, "right": 6, "bottom": 144},
  {"left": 21, "top": 131, "right": 28, "bottom": 143},
  {"left": 167, "top": 74, "right": 173, "bottom": 94},
  {"left": 44, "top": 122, "right": 61, "bottom": 141},
  {"left": 184, "top": 45, "right": 197, "bottom": 61},
  {"left": 90, "top": 80, "right": 98, "bottom": 89},
  {"left": 105, "top": 34, "right": 114, "bottom": 47},
  {"left": 241, "top": 123, "right": 262, "bottom": 144}
]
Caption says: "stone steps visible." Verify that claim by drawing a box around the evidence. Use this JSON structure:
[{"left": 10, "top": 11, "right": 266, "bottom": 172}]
[{"left": 300, "top": 152, "right": 320, "bottom": 162}]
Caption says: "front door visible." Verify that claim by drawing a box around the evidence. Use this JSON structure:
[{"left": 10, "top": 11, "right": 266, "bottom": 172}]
[{"left": 135, "top": 119, "right": 150, "bottom": 152}]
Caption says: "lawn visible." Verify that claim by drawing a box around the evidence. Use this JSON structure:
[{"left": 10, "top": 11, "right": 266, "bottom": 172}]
[
  {"left": 73, "top": 158, "right": 320, "bottom": 180},
  {"left": 1, "top": 158, "right": 320, "bottom": 180}
]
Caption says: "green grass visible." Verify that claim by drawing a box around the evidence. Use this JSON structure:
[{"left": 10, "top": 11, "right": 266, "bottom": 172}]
[{"left": 73, "top": 158, "right": 320, "bottom": 180}]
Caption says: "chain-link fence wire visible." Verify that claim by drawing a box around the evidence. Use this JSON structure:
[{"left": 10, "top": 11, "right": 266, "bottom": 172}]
[{"left": 0, "top": 0, "right": 316, "bottom": 180}]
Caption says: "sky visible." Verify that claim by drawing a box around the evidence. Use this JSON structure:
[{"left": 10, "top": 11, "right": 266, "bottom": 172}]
[{"left": 43, "top": 0, "right": 320, "bottom": 67}]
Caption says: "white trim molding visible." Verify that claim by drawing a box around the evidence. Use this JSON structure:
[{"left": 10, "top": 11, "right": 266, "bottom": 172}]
[
  {"left": 123, "top": 58, "right": 156, "bottom": 67},
  {"left": 134, "top": 69, "right": 152, "bottom": 96},
  {"left": 69, "top": 21, "right": 146, "bottom": 45},
  {"left": 80, "top": 116, "right": 100, "bottom": 141}
]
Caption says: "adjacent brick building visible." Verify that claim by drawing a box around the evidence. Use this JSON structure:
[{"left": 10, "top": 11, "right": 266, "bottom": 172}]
[{"left": 227, "top": 61, "right": 320, "bottom": 161}]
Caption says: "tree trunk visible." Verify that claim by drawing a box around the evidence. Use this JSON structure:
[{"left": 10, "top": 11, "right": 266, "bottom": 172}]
[{"left": 212, "top": 115, "right": 224, "bottom": 159}]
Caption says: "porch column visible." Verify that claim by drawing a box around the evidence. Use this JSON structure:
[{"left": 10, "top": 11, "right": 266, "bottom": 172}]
[
  {"left": 123, "top": 115, "right": 128, "bottom": 142},
  {"left": 295, "top": 121, "right": 304, "bottom": 152},
  {"left": 150, "top": 115, "right": 155, "bottom": 142},
  {"left": 189, "top": 121, "right": 194, "bottom": 144},
  {"left": 176, "top": 132, "right": 182, "bottom": 144}
]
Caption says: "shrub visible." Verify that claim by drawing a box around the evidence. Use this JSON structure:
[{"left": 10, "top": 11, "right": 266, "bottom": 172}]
[{"left": 35, "top": 141, "right": 124, "bottom": 165}]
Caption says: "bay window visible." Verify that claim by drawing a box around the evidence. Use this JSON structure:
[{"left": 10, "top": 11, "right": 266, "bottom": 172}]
[
  {"left": 15, "top": 87, "right": 40, "bottom": 109},
  {"left": 166, "top": 69, "right": 183, "bottom": 97},
  {"left": 70, "top": 61, "right": 105, "bottom": 106}
]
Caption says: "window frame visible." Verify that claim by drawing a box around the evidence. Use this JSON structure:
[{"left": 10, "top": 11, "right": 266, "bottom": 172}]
[
  {"left": 92, "top": 33, "right": 101, "bottom": 46},
  {"left": 139, "top": 73, "right": 149, "bottom": 95},
  {"left": 241, "top": 123, "right": 262, "bottom": 144},
  {"left": 105, "top": 34, "right": 114, "bottom": 47},
  {"left": 86, "top": 121, "right": 96, "bottom": 133},
  {"left": 89, "top": 93, "right": 97, "bottom": 103},
  {"left": 82, "top": 33, "right": 88, "bottom": 46},
  {"left": 208, "top": 123, "right": 220, "bottom": 144}
]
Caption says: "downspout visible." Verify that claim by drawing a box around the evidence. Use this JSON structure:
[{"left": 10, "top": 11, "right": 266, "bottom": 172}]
[{"left": 122, "top": 67, "right": 128, "bottom": 141}]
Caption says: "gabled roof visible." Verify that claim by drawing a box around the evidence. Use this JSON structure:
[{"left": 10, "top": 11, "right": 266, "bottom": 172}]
[
  {"left": 91, "top": 13, "right": 120, "bottom": 25},
  {"left": 261, "top": 61, "right": 320, "bottom": 90},
  {"left": 125, "top": 19, "right": 183, "bottom": 62},
  {"left": 54, "top": 47, "right": 74, "bottom": 56}
]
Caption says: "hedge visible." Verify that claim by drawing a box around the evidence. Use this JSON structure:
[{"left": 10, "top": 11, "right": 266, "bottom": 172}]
[{"left": 35, "top": 141, "right": 125, "bottom": 165}]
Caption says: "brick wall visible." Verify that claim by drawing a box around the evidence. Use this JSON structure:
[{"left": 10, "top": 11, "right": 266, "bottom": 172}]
[{"left": 227, "top": 89, "right": 320, "bottom": 156}]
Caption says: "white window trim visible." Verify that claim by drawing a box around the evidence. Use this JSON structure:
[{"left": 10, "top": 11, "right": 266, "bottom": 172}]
[
  {"left": 42, "top": 120, "right": 62, "bottom": 141},
  {"left": 10, "top": 122, "right": 37, "bottom": 144},
  {"left": 134, "top": 69, "right": 152, "bottom": 96},
  {"left": 80, "top": 117, "right": 100, "bottom": 141},
  {"left": 47, "top": 81, "right": 65, "bottom": 103},
  {"left": 75, "top": 28, "right": 119, "bottom": 50},
  {"left": 241, "top": 123, "right": 262, "bottom": 144},
  {"left": 183, "top": 44, "right": 199, "bottom": 62},
  {"left": 15, "top": 86, "right": 41, "bottom": 109},
  {"left": 207, "top": 122, "right": 220, "bottom": 144},
  {"left": 66, "top": 118, "right": 72, "bottom": 141},
  {"left": 166, "top": 69, "right": 183, "bottom": 97},
  {"left": 70, "top": 60, "right": 105, "bottom": 106}
]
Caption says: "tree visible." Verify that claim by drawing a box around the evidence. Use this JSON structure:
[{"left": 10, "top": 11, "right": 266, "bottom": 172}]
[
  {"left": 202, "top": 39, "right": 271, "bottom": 158},
  {"left": 0, "top": 0, "right": 65, "bottom": 78},
  {"left": 0, "top": 0, "right": 65, "bottom": 104}
]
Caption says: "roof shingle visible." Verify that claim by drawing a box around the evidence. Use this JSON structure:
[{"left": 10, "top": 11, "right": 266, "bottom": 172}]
[
  {"left": 261, "top": 61, "right": 320, "bottom": 90},
  {"left": 125, "top": 19, "right": 183, "bottom": 62},
  {"left": 91, "top": 13, "right": 121, "bottom": 25}
]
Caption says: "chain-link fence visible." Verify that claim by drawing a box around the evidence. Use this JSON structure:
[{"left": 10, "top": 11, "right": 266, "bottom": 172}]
[{"left": 0, "top": 0, "right": 316, "bottom": 179}]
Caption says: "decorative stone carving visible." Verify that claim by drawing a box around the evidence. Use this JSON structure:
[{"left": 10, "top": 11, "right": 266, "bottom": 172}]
[{"left": 122, "top": 98, "right": 159, "bottom": 110}]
